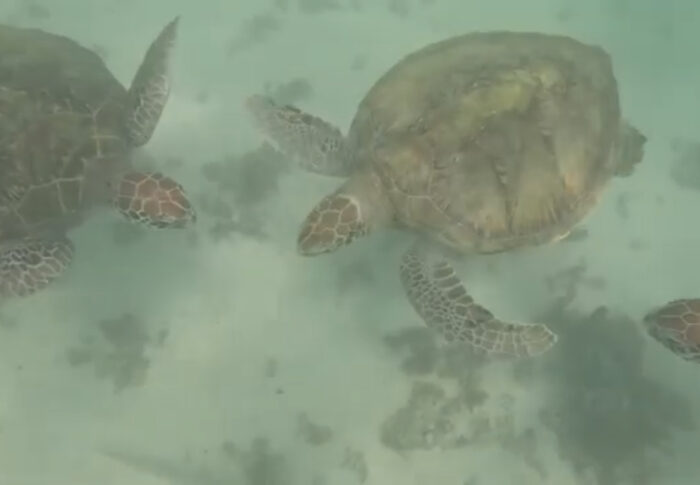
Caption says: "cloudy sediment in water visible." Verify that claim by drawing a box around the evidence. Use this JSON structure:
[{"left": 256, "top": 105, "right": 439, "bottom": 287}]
[{"left": 1, "top": 1, "right": 700, "bottom": 484}]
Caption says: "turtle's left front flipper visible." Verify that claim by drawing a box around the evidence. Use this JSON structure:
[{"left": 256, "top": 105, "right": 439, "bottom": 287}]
[
  {"left": 399, "top": 248, "right": 557, "bottom": 358},
  {"left": 125, "top": 17, "right": 179, "bottom": 147}
]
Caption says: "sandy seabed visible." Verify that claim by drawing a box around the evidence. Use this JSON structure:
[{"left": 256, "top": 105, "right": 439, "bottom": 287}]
[{"left": 1, "top": 1, "right": 700, "bottom": 484}]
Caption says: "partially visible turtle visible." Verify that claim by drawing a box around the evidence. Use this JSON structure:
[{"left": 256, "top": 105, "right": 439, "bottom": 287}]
[
  {"left": 246, "top": 31, "right": 646, "bottom": 358},
  {"left": 0, "top": 18, "right": 195, "bottom": 298},
  {"left": 644, "top": 300, "right": 700, "bottom": 363}
]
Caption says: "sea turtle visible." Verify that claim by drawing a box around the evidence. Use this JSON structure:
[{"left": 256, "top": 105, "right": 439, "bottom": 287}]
[
  {"left": 0, "top": 18, "right": 195, "bottom": 298},
  {"left": 644, "top": 299, "right": 700, "bottom": 363},
  {"left": 246, "top": 31, "right": 646, "bottom": 358}
]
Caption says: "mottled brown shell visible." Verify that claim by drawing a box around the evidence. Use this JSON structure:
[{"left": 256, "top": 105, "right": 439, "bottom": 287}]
[
  {"left": 0, "top": 25, "right": 130, "bottom": 238},
  {"left": 348, "top": 32, "right": 621, "bottom": 253}
]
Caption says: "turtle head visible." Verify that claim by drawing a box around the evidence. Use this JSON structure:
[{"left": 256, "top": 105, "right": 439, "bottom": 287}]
[
  {"left": 112, "top": 171, "right": 195, "bottom": 229},
  {"left": 297, "top": 193, "right": 368, "bottom": 255},
  {"left": 643, "top": 299, "right": 700, "bottom": 363},
  {"left": 297, "top": 168, "right": 392, "bottom": 255}
]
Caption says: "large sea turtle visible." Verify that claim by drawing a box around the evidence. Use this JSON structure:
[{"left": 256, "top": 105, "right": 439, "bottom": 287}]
[
  {"left": 246, "top": 31, "right": 646, "bottom": 358},
  {"left": 0, "top": 18, "right": 195, "bottom": 298}
]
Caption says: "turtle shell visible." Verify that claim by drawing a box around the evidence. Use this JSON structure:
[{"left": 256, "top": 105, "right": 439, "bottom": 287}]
[
  {"left": 348, "top": 31, "right": 621, "bottom": 253},
  {"left": 0, "top": 24, "right": 131, "bottom": 239}
]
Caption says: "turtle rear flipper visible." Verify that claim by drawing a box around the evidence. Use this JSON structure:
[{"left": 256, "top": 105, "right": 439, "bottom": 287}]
[
  {"left": 399, "top": 248, "right": 557, "bottom": 357},
  {"left": 246, "top": 95, "right": 352, "bottom": 177},
  {"left": 614, "top": 120, "right": 647, "bottom": 177},
  {"left": 125, "top": 17, "right": 179, "bottom": 147},
  {"left": 0, "top": 237, "right": 74, "bottom": 298}
]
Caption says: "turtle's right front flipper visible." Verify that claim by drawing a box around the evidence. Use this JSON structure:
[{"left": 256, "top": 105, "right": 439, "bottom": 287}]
[
  {"left": 0, "top": 237, "right": 74, "bottom": 298},
  {"left": 125, "top": 17, "right": 179, "bottom": 147},
  {"left": 245, "top": 94, "right": 352, "bottom": 177},
  {"left": 399, "top": 248, "right": 557, "bottom": 358}
]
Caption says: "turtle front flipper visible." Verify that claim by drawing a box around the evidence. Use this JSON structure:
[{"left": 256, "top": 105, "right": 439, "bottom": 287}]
[
  {"left": 113, "top": 172, "right": 195, "bottom": 229},
  {"left": 245, "top": 94, "right": 353, "bottom": 177},
  {"left": 0, "top": 237, "right": 74, "bottom": 298},
  {"left": 399, "top": 248, "right": 557, "bottom": 358},
  {"left": 125, "top": 17, "right": 179, "bottom": 147}
]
